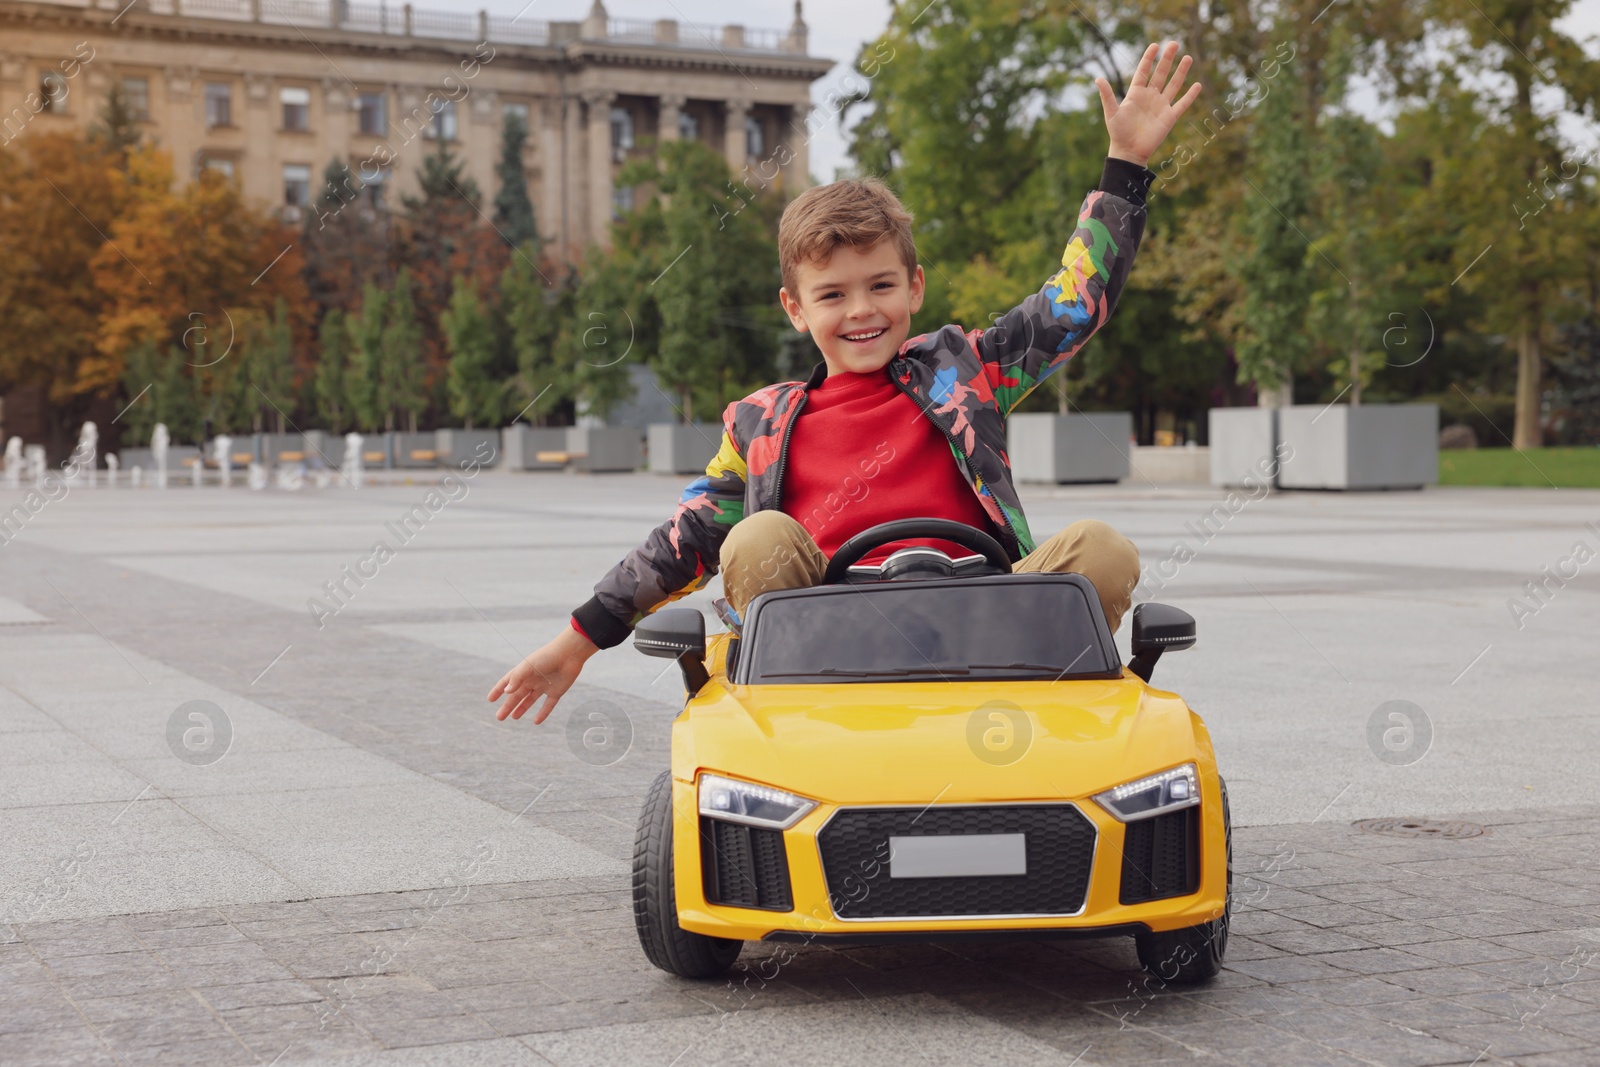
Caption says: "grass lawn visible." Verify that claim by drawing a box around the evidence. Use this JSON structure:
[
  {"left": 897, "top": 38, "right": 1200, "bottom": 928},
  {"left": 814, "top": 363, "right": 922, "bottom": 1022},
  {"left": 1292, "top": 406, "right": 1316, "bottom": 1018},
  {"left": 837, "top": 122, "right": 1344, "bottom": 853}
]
[{"left": 1439, "top": 448, "right": 1600, "bottom": 488}]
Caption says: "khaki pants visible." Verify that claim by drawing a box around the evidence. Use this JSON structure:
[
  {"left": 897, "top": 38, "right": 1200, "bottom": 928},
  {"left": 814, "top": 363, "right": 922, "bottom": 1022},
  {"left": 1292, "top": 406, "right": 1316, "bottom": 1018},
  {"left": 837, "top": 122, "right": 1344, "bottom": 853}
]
[{"left": 720, "top": 511, "right": 1141, "bottom": 633}]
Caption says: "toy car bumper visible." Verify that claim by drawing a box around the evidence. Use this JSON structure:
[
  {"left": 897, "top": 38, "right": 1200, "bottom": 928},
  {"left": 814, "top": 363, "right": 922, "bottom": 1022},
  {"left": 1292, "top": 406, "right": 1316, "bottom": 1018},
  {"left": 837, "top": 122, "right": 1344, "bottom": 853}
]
[{"left": 671, "top": 775, "right": 1230, "bottom": 944}]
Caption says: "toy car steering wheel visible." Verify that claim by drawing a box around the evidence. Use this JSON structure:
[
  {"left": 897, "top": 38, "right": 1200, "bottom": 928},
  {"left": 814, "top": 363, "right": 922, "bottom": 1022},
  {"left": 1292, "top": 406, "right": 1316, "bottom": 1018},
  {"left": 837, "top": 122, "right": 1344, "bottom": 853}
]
[{"left": 822, "top": 518, "right": 1013, "bottom": 585}]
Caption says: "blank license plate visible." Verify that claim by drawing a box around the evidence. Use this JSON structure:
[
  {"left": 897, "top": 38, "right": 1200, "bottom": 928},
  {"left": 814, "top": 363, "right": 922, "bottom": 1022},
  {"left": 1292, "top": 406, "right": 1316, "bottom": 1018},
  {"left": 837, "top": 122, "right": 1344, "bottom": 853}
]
[{"left": 888, "top": 833, "right": 1027, "bottom": 878}]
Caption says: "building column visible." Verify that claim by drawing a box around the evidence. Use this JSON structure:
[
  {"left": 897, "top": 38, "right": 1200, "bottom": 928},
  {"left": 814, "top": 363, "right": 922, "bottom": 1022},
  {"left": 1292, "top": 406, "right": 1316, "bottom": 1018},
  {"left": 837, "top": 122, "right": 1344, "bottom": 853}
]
[
  {"left": 783, "top": 101, "right": 812, "bottom": 192},
  {"left": 584, "top": 89, "right": 616, "bottom": 247},
  {"left": 657, "top": 93, "right": 684, "bottom": 145},
  {"left": 723, "top": 97, "right": 749, "bottom": 178},
  {"left": 163, "top": 67, "right": 198, "bottom": 185},
  {"left": 467, "top": 88, "right": 498, "bottom": 214},
  {"left": 243, "top": 72, "right": 274, "bottom": 206},
  {"left": 322, "top": 76, "right": 352, "bottom": 170},
  {"left": 537, "top": 96, "right": 563, "bottom": 251}
]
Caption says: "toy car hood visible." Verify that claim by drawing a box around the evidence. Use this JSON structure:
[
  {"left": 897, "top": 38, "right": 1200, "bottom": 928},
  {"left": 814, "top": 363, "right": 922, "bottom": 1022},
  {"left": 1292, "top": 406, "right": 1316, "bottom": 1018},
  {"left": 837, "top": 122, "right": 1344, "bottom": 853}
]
[{"left": 673, "top": 675, "right": 1211, "bottom": 804}]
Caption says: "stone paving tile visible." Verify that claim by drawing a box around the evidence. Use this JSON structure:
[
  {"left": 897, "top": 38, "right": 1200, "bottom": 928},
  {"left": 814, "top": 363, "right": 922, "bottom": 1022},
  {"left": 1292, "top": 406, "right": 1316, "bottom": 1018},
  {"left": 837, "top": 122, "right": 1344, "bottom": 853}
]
[
  {"left": 74, "top": 987, "right": 212, "bottom": 1026},
  {"left": 1405, "top": 937, "right": 1533, "bottom": 966},
  {"left": 193, "top": 977, "right": 325, "bottom": 1011},
  {"left": 360, "top": 1011, "right": 503, "bottom": 1049},
  {"left": 1433, "top": 1021, "right": 1590, "bottom": 1059},
  {"left": 1, "top": 1025, "right": 129, "bottom": 1067},
  {"left": 1380, "top": 965, "right": 1516, "bottom": 997},
  {"left": 1305, "top": 945, "right": 1439, "bottom": 975}
]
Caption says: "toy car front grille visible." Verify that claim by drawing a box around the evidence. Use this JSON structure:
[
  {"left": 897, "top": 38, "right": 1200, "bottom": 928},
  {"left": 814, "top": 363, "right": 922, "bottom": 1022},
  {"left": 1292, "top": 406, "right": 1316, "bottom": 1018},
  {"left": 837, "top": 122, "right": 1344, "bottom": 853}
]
[
  {"left": 817, "top": 805, "right": 1096, "bottom": 920},
  {"left": 699, "top": 817, "right": 794, "bottom": 911},
  {"left": 1119, "top": 807, "right": 1200, "bottom": 905}
]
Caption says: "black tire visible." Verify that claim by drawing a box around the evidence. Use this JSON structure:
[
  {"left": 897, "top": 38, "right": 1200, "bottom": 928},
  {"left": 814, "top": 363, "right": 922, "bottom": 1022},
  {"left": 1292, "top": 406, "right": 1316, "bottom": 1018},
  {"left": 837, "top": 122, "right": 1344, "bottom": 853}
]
[
  {"left": 632, "top": 770, "right": 743, "bottom": 978},
  {"left": 1134, "top": 776, "right": 1231, "bottom": 985}
]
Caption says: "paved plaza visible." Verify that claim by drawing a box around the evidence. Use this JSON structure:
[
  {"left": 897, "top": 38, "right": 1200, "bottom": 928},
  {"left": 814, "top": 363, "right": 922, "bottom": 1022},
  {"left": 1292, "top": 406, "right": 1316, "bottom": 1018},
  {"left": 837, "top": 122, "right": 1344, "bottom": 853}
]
[{"left": 2, "top": 470, "right": 1599, "bottom": 1066}]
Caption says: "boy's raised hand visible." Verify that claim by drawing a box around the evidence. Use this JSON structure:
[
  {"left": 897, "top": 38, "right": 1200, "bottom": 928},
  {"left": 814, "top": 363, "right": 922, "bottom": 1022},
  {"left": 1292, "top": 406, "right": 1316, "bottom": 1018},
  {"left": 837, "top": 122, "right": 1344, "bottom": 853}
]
[
  {"left": 488, "top": 625, "right": 598, "bottom": 724},
  {"left": 1096, "top": 41, "right": 1202, "bottom": 167}
]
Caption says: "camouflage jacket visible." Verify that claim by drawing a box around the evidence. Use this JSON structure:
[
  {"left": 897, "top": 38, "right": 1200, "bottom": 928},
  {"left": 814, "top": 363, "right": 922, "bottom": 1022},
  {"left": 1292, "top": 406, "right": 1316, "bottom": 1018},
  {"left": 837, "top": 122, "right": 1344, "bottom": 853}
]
[{"left": 573, "top": 158, "right": 1154, "bottom": 649}]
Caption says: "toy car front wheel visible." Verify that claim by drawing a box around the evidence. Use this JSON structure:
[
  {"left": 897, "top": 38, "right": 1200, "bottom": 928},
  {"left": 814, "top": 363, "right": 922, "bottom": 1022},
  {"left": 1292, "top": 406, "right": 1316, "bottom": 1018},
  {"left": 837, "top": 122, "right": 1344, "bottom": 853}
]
[
  {"left": 1134, "top": 777, "right": 1231, "bottom": 985},
  {"left": 633, "top": 770, "right": 743, "bottom": 978}
]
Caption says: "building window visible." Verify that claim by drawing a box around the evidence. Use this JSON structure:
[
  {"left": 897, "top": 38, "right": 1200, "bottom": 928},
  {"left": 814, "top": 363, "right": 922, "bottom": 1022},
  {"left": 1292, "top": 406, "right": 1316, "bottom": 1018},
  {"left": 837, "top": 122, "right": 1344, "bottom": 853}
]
[
  {"left": 281, "top": 86, "right": 311, "bottom": 131},
  {"left": 204, "top": 82, "right": 233, "bottom": 128},
  {"left": 359, "top": 165, "right": 388, "bottom": 211},
  {"left": 502, "top": 101, "right": 529, "bottom": 129},
  {"left": 745, "top": 115, "right": 764, "bottom": 159},
  {"left": 611, "top": 185, "right": 633, "bottom": 219},
  {"left": 357, "top": 91, "right": 386, "bottom": 135},
  {"left": 202, "top": 157, "right": 235, "bottom": 180},
  {"left": 425, "top": 99, "right": 457, "bottom": 141},
  {"left": 610, "top": 107, "right": 633, "bottom": 160},
  {"left": 40, "top": 71, "right": 69, "bottom": 114},
  {"left": 283, "top": 163, "right": 311, "bottom": 209},
  {"left": 678, "top": 111, "right": 699, "bottom": 141},
  {"left": 121, "top": 76, "right": 150, "bottom": 122}
]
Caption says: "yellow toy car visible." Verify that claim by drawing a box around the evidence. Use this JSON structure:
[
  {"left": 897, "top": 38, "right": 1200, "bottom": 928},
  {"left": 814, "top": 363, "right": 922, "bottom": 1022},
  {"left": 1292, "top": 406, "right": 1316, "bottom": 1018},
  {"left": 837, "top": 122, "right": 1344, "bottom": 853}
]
[{"left": 631, "top": 519, "right": 1231, "bottom": 984}]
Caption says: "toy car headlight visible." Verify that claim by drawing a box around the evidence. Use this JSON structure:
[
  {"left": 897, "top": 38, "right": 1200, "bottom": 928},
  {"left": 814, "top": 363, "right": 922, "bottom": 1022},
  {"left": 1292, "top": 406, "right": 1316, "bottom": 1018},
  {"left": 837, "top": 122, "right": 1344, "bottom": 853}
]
[
  {"left": 1092, "top": 764, "right": 1200, "bottom": 822},
  {"left": 697, "top": 774, "right": 816, "bottom": 830}
]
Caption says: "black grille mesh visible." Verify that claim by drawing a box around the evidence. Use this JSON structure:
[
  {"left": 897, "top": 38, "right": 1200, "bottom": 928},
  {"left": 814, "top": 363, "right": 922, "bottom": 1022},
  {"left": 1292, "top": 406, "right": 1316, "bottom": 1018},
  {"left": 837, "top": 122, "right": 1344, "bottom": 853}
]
[
  {"left": 1119, "top": 807, "right": 1199, "bottom": 905},
  {"left": 700, "top": 818, "right": 794, "bottom": 911},
  {"left": 817, "top": 805, "right": 1096, "bottom": 919}
]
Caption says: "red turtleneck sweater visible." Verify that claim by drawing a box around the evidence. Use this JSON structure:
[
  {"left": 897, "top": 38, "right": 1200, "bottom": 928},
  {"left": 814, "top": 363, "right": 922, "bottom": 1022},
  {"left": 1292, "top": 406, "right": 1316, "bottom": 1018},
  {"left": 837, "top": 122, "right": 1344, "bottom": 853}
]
[{"left": 781, "top": 369, "right": 995, "bottom": 564}]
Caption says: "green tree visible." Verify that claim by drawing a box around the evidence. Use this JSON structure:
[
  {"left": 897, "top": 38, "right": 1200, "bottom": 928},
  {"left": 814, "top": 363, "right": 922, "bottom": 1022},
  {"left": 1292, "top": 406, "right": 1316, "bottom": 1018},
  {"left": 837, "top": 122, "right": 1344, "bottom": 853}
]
[
  {"left": 240, "top": 298, "right": 295, "bottom": 432},
  {"left": 443, "top": 276, "right": 502, "bottom": 428},
  {"left": 302, "top": 158, "right": 393, "bottom": 321},
  {"left": 1236, "top": 44, "right": 1315, "bottom": 403},
  {"left": 314, "top": 308, "right": 352, "bottom": 432},
  {"left": 623, "top": 140, "right": 782, "bottom": 423},
  {"left": 119, "top": 342, "right": 200, "bottom": 446},
  {"left": 380, "top": 268, "right": 427, "bottom": 432},
  {"left": 492, "top": 111, "right": 538, "bottom": 249},
  {"left": 1428, "top": 0, "right": 1600, "bottom": 447},
  {"left": 403, "top": 138, "right": 505, "bottom": 384},
  {"left": 88, "top": 83, "right": 142, "bottom": 158},
  {"left": 565, "top": 250, "right": 647, "bottom": 422},
  {"left": 345, "top": 285, "right": 386, "bottom": 432},
  {"left": 501, "top": 252, "right": 571, "bottom": 426}
]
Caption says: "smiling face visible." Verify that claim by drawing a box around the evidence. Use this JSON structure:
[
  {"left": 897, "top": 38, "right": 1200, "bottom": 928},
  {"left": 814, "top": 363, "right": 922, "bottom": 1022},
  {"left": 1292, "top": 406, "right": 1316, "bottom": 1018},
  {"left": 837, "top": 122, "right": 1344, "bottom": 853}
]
[{"left": 778, "top": 240, "right": 926, "bottom": 377}]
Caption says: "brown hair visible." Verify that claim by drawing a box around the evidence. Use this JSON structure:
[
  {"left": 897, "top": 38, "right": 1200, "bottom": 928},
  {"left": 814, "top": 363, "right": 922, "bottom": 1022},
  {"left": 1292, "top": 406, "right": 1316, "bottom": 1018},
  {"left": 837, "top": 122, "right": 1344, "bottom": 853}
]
[{"left": 778, "top": 176, "right": 917, "bottom": 298}]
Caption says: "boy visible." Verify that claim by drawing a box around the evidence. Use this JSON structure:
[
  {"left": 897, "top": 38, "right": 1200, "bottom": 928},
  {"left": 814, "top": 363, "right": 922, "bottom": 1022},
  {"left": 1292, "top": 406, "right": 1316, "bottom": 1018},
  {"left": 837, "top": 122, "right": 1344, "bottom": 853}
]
[{"left": 490, "top": 42, "right": 1201, "bottom": 724}]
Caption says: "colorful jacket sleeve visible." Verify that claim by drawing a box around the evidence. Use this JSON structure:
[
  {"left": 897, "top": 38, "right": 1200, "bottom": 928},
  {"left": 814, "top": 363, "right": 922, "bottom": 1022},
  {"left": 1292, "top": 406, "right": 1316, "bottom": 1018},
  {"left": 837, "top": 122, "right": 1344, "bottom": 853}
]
[
  {"left": 573, "top": 413, "right": 748, "bottom": 649},
  {"left": 971, "top": 156, "right": 1155, "bottom": 416}
]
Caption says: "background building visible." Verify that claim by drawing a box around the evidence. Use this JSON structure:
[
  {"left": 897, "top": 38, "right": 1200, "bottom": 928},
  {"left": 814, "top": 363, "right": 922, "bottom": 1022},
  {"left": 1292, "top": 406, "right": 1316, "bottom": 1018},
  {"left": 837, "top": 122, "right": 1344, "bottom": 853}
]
[{"left": 0, "top": 0, "right": 833, "bottom": 257}]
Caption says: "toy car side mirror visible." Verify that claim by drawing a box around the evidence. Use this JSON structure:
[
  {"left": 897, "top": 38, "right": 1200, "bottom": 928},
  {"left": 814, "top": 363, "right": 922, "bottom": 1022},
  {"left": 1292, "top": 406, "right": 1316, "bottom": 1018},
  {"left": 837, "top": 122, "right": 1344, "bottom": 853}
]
[
  {"left": 634, "top": 608, "right": 710, "bottom": 695},
  {"left": 1128, "top": 603, "right": 1196, "bottom": 683}
]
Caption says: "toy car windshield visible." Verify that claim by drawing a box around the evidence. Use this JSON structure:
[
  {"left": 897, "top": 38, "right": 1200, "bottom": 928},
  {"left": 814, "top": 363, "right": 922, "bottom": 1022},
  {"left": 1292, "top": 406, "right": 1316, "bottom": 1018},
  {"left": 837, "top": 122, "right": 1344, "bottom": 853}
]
[{"left": 735, "top": 573, "right": 1121, "bottom": 684}]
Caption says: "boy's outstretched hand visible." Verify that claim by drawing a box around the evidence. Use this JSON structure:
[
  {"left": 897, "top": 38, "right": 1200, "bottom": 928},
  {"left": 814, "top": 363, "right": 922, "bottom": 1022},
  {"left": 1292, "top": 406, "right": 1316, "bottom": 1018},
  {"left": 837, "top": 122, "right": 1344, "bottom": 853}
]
[
  {"left": 1097, "top": 41, "right": 1202, "bottom": 168},
  {"left": 488, "top": 625, "right": 598, "bottom": 723}
]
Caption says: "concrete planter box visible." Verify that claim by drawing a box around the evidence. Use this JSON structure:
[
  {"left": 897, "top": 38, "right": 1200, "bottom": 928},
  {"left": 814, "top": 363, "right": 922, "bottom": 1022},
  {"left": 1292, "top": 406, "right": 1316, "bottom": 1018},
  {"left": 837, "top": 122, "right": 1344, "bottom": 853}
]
[
  {"left": 435, "top": 429, "right": 500, "bottom": 469},
  {"left": 391, "top": 432, "right": 435, "bottom": 469},
  {"left": 1208, "top": 408, "right": 1281, "bottom": 488},
  {"left": 1007, "top": 412, "right": 1131, "bottom": 484},
  {"left": 301, "top": 430, "right": 344, "bottom": 469},
  {"left": 648, "top": 423, "right": 721, "bottom": 475},
  {"left": 1277, "top": 404, "right": 1439, "bottom": 490},
  {"left": 1131, "top": 445, "right": 1210, "bottom": 484},
  {"left": 502, "top": 425, "right": 570, "bottom": 470},
  {"left": 566, "top": 426, "right": 643, "bottom": 473},
  {"left": 259, "top": 432, "right": 305, "bottom": 465}
]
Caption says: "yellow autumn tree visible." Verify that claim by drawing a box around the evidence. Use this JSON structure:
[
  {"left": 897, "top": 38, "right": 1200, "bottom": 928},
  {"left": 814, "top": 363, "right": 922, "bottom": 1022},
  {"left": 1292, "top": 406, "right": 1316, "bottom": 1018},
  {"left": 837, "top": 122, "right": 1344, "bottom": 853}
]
[
  {"left": 83, "top": 145, "right": 311, "bottom": 399},
  {"left": 0, "top": 133, "right": 126, "bottom": 419}
]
